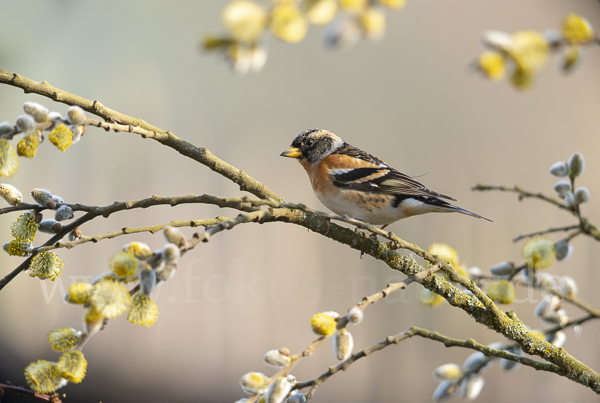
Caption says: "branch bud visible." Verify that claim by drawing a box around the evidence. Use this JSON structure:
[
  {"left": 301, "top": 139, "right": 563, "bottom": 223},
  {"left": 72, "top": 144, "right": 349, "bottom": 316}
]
[
  {"left": 568, "top": 152, "right": 585, "bottom": 178},
  {"left": 164, "top": 225, "right": 186, "bottom": 247},
  {"left": 559, "top": 275, "right": 578, "bottom": 297},
  {"left": 460, "top": 374, "right": 484, "bottom": 400},
  {"left": 433, "top": 363, "right": 462, "bottom": 381},
  {"left": 239, "top": 372, "right": 268, "bottom": 394},
  {"left": 263, "top": 348, "right": 292, "bottom": 368},
  {"left": 23, "top": 102, "right": 49, "bottom": 123},
  {"left": 549, "top": 161, "right": 568, "bottom": 177},
  {"left": 15, "top": 114, "right": 36, "bottom": 134},
  {"left": 574, "top": 187, "right": 589, "bottom": 204},
  {"left": 346, "top": 306, "right": 363, "bottom": 324},
  {"left": 67, "top": 106, "right": 86, "bottom": 126},
  {"left": 554, "top": 240, "right": 573, "bottom": 261},
  {"left": 265, "top": 375, "right": 296, "bottom": 403},
  {"left": 489, "top": 261, "right": 513, "bottom": 277},
  {"left": 552, "top": 181, "right": 570, "bottom": 198},
  {"left": 0, "top": 183, "right": 23, "bottom": 206},
  {"left": 39, "top": 219, "right": 63, "bottom": 234},
  {"left": 55, "top": 204, "right": 74, "bottom": 221},
  {"left": 333, "top": 328, "right": 353, "bottom": 360}
]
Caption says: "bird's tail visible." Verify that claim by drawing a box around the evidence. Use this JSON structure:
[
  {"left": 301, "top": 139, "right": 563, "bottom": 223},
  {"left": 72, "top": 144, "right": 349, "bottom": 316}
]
[{"left": 448, "top": 205, "right": 493, "bottom": 222}]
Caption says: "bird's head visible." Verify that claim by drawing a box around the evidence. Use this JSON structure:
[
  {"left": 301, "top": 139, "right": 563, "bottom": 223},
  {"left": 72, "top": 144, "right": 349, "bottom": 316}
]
[{"left": 280, "top": 129, "right": 343, "bottom": 164}]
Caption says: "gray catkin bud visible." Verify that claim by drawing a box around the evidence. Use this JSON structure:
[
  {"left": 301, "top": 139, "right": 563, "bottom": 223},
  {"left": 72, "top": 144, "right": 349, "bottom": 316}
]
[
  {"left": 553, "top": 181, "right": 571, "bottom": 198},
  {"left": 48, "top": 111, "right": 64, "bottom": 122},
  {"left": 23, "top": 102, "right": 49, "bottom": 123},
  {"left": 535, "top": 272, "right": 558, "bottom": 293},
  {"left": 0, "top": 184, "right": 23, "bottom": 206},
  {"left": 52, "top": 195, "right": 64, "bottom": 204},
  {"left": 574, "top": 187, "right": 589, "bottom": 204},
  {"left": 139, "top": 267, "right": 157, "bottom": 295},
  {"left": 15, "top": 114, "right": 36, "bottom": 134},
  {"left": 543, "top": 29, "right": 562, "bottom": 46},
  {"left": 554, "top": 240, "right": 573, "bottom": 261},
  {"left": 433, "top": 363, "right": 462, "bottom": 381},
  {"left": 265, "top": 375, "right": 296, "bottom": 403},
  {"left": 31, "top": 188, "right": 53, "bottom": 207},
  {"left": 535, "top": 295, "right": 560, "bottom": 318},
  {"left": 55, "top": 204, "right": 74, "bottom": 221},
  {"left": 324, "top": 16, "right": 361, "bottom": 48},
  {"left": 67, "top": 106, "right": 86, "bottom": 126},
  {"left": 568, "top": 152, "right": 585, "bottom": 178},
  {"left": 500, "top": 345, "right": 522, "bottom": 371},
  {"left": 156, "top": 263, "right": 177, "bottom": 283},
  {"left": 564, "top": 193, "right": 576, "bottom": 209},
  {"left": 501, "top": 358, "right": 521, "bottom": 371},
  {"left": 239, "top": 372, "right": 268, "bottom": 395},
  {"left": 480, "top": 30, "right": 513, "bottom": 51},
  {"left": 71, "top": 125, "right": 85, "bottom": 145},
  {"left": 38, "top": 219, "right": 63, "bottom": 234},
  {"left": 263, "top": 348, "right": 292, "bottom": 368},
  {"left": 433, "top": 380, "right": 459, "bottom": 402},
  {"left": 468, "top": 267, "right": 482, "bottom": 278},
  {"left": 549, "top": 161, "right": 569, "bottom": 178},
  {"left": 462, "top": 351, "right": 490, "bottom": 372},
  {"left": 333, "top": 329, "right": 353, "bottom": 361},
  {"left": 164, "top": 226, "right": 186, "bottom": 247},
  {"left": 162, "top": 243, "right": 180, "bottom": 263},
  {"left": 542, "top": 309, "right": 569, "bottom": 326},
  {"left": 489, "top": 261, "right": 513, "bottom": 277},
  {"left": 559, "top": 276, "right": 578, "bottom": 297},
  {"left": 286, "top": 391, "right": 307, "bottom": 403},
  {"left": 0, "top": 121, "right": 13, "bottom": 135},
  {"left": 460, "top": 374, "right": 485, "bottom": 400},
  {"left": 546, "top": 331, "right": 566, "bottom": 348},
  {"left": 346, "top": 307, "right": 363, "bottom": 324}
]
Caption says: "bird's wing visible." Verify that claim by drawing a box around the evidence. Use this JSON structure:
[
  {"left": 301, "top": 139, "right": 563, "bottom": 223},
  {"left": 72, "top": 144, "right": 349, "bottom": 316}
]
[{"left": 331, "top": 166, "right": 457, "bottom": 201}]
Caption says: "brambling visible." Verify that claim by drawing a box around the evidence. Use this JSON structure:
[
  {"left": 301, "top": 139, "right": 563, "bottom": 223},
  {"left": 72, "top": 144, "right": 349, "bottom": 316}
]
[{"left": 280, "top": 129, "right": 491, "bottom": 227}]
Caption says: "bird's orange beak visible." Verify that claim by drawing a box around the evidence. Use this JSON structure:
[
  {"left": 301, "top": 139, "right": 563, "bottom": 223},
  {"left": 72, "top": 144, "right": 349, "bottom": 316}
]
[{"left": 280, "top": 147, "right": 302, "bottom": 158}]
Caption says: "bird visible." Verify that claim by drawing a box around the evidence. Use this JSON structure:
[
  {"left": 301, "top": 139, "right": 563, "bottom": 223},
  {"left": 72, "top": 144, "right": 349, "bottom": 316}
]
[{"left": 280, "top": 129, "right": 491, "bottom": 227}]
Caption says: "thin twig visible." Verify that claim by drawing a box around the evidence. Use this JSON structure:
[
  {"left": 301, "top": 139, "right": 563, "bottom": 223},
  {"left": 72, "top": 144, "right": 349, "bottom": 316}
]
[
  {"left": 297, "top": 330, "right": 413, "bottom": 398},
  {"left": 409, "top": 326, "right": 562, "bottom": 373},
  {"left": 512, "top": 225, "right": 580, "bottom": 242},
  {"left": 243, "top": 266, "right": 435, "bottom": 402},
  {"left": 39, "top": 217, "right": 232, "bottom": 251},
  {"left": 0, "top": 383, "right": 59, "bottom": 402},
  {"left": 294, "top": 326, "right": 562, "bottom": 399},
  {"left": 472, "top": 184, "right": 570, "bottom": 211},
  {"left": 473, "top": 184, "right": 600, "bottom": 242}
]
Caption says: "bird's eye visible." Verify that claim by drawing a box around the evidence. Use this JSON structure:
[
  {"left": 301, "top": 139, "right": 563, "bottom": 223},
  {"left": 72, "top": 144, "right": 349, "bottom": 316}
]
[{"left": 306, "top": 139, "right": 314, "bottom": 146}]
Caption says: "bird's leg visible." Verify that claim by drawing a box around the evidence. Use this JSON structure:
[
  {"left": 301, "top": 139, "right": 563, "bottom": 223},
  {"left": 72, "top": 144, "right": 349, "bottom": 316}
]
[{"left": 369, "top": 224, "right": 389, "bottom": 241}]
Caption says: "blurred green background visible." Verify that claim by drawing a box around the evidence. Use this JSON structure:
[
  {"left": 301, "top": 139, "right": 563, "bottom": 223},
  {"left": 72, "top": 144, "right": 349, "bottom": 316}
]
[{"left": 1, "top": 1, "right": 600, "bottom": 402}]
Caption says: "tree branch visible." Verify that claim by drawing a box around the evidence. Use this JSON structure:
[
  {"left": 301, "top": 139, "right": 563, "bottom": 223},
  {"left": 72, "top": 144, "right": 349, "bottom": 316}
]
[
  {"left": 512, "top": 225, "right": 580, "bottom": 242},
  {"left": 0, "top": 383, "right": 59, "bottom": 402},
  {"left": 0, "top": 68, "right": 283, "bottom": 202},
  {"left": 408, "top": 326, "right": 562, "bottom": 373},
  {"left": 294, "top": 325, "right": 562, "bottom": 399},
  {"left": 1, "top": 72, "right": 599, "bottom": 394},
  {"left": 473, "top": 184, "right": 600, "bottom": 242}
]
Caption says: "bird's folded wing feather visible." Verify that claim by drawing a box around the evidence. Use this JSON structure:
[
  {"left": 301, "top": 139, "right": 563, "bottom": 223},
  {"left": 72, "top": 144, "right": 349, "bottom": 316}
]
[{"left": 331, "top": 166, "right": 457, "bottom": 201}]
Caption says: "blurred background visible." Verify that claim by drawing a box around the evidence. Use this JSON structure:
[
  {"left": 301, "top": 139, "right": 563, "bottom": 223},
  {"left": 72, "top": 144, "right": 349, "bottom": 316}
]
[{"left": 1, "top": 1, "right": 600, "bottom": 402}]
